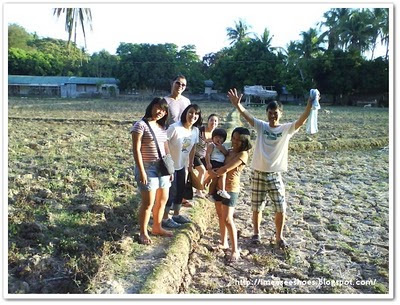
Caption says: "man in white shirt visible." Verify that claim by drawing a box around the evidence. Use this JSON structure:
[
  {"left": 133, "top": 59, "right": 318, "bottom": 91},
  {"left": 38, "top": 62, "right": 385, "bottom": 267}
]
[
  {"left": 228, "top": 88, "right": 313, "bottom": 249},
  {"left": 165, "top": 75, "right": 191, "bottom": 126},
  {"left": 164, "top": 75, "right": 193, "bottom": 208}
]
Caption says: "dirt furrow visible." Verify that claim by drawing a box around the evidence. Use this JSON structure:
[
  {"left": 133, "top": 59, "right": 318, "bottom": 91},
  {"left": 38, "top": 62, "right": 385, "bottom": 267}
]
[{"left": 182, "top": 149, "right": 389, "bottom": 295}]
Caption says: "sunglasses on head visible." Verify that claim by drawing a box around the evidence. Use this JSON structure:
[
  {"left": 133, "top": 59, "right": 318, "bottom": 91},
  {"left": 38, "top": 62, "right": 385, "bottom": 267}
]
[{"left": 175, "top": 81, "right": 186, "bottom": 87}]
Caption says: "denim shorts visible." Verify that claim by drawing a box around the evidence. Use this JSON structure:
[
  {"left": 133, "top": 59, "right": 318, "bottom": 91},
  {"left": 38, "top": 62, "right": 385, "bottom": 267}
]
[
  {"left": 211, "top": 160, "right": 224, "bottom": 169},
  {"left": 193, "top": 156, "right": 206, "bottom": 168},
  {"left": 212, "top": 192, "right": 239, "bottom": 207},
  {"left": 134, "top": 160, "right": 171, "bottom": 191}
]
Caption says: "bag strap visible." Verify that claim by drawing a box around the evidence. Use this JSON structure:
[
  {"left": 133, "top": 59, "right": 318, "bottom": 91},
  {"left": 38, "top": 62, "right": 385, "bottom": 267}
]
[{"left": 142, "top": 119, "right": 163, "bottom": 160}]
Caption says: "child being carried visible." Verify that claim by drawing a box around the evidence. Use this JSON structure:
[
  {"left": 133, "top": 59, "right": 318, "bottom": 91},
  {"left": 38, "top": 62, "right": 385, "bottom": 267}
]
[{"left": 205, "top": 128, "right": 230, "bottom": 199}]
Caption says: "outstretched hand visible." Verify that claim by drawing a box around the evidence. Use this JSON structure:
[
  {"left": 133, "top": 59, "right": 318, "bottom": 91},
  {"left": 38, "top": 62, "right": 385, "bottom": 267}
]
[{"left": 227, "top": 88, "right": 243, "bottom": 107}]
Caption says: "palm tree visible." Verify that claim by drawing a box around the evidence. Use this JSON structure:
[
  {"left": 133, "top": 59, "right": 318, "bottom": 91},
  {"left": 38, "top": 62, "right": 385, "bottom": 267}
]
[
  {"left": 319, "top": 8, "right": 351, "bottom": 51},
  {"left": 339, "top": 9, "right": 375, "bottom": 55},
  {"left": 253, "top": 28, "right": 274, "bottom": 51},
  {"left": 53, "top": 8, "right": 92, "bottom": 48},
  {"left": 226, "top": 19, "right": 253, "bottom": 45},
  {"left": 371, "top": 8, "right": 389, "bottom": 59},
  {"left": 299, "top": 27, "right": 325, "bottom": 58},
  {"left": 276, "top": 41, "right": 305, "bottom": 82}
]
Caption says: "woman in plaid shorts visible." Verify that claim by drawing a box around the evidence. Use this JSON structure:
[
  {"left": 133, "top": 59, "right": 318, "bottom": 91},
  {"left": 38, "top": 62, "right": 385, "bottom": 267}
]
[{"left": 228, "top": 88, "right": 315, "bottom": 249}]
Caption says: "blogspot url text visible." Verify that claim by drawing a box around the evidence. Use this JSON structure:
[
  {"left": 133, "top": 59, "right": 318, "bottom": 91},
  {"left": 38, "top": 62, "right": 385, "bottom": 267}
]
[{"left": 233, "top": 278, "right": 377, "bottom": 288}]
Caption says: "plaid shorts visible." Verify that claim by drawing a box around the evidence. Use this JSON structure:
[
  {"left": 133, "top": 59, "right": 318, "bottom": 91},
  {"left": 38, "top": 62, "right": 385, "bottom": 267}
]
[{"left": 251, "top": 170, "right": 286, "bottom": 213}]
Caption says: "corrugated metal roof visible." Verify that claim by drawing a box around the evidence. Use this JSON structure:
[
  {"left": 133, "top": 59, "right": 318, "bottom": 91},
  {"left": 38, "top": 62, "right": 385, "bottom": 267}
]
[{"left": 8, "top": 75, "right": 119, "bottom": 85}]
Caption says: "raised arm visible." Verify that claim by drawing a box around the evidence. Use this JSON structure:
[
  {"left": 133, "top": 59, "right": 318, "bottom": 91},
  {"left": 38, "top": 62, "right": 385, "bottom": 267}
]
[
  {"left": 227, "top": 88, "right": 255, "bottom": 127},
  {"left": 294, "top": 97, "right": 312, "bottom": 130}
]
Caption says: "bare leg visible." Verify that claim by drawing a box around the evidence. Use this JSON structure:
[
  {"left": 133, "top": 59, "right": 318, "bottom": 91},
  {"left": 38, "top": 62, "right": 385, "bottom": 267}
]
[
  {"left": 214, "top": 201, "right": 228, "bottom": 248},
  {"left": 206, "top": 174, "right": 218, "bottom": 195},
  {"left": 217, "top": 173, "right": 227, "bottom": 192},
  {"left": 195, "top": 165, "right": 206, "bottom": 196},
  {"left": 222, "top": 204, "right": 239, "bottom": 260},
  {"left": 252, "top": 210, "right": 262, "bottom": 236},
  {"left": 152, "top": 187, "right": 173, "bottom": 237},
  {"left": 275, "top": 212, "right": 285, "bottom": 241},
  {"left": 139, "top": 190, "right": 156, "bottom": 244}
]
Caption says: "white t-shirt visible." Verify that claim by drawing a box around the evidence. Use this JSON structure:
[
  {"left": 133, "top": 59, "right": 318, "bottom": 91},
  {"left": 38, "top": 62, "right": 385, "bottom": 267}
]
[
  {"left": 251, "top": 118, "right": 298, "bottom": 172},
  {"left": 164, "top": 95, "right": 191, "bottom": 126},
  {"left": 210, "top": 143, "right": 228, "bottom": 163},
  {"left": 167, "top": 121, "right": 199, "bottom": 170}
]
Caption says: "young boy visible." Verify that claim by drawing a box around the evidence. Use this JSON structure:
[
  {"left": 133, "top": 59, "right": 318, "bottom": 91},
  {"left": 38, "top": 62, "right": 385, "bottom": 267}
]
[
  {"left": 227, "top": 88, "right": 314, "bottom": 249},
  {"left": 205, "top": 128, "right": 230, "bottom": 199}
]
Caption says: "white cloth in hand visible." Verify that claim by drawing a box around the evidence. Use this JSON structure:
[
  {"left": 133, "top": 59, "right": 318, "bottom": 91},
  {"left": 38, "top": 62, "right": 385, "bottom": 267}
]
[{"left": 306, "top": 89, "right": 320, "bottom": 134}]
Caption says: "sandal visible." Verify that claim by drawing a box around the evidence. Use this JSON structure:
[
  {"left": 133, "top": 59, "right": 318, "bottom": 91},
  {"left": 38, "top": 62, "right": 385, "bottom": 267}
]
[
  {"left": 226, "top": 252, "right": 240, "bottom": 265},
  {"left": 135, "top": 234, "right": 152, "bottom": 245},
  {"left": 251, "top": 234, "right": 261, "bottom": 245},
  {"left": 277, "top": 239, "right": 289, "bottom": 250},
  {"left": 162, "top": 218, "right": 181, "bottom": 229},
  {"left": 182, "top": 200, "right": 194, "bottom": 208}
]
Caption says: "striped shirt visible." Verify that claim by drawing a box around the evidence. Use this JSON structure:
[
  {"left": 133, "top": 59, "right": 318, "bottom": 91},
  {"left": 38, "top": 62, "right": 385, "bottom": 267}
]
[{"left": 130, "top": 120, "right": 168, "bottom": 162}]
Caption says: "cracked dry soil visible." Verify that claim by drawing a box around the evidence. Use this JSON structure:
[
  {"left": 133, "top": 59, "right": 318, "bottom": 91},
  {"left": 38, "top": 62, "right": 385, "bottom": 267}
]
[{"left": 180, "top": 148, "right": 389, "bottom": 295}]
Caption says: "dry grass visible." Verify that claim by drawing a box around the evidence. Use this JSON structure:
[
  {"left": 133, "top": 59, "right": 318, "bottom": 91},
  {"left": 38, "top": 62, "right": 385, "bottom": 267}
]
[{"left": 7, "top": 97, "right": 389, "bottom": 293}]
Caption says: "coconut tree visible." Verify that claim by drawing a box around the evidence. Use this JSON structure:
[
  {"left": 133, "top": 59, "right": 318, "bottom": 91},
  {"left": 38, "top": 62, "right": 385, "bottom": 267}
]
[
  {"left": 253, "top": 28, "right": 274, "bottom": 52},
  {"left": 371, "top": 8, "right": 389, "bottom": 59},
  {"left": 275, "top": 41, "right": 305, "bottom": 82},
  {"left": 53, "top": 8, "right": 92, "bottom": 48},
  {"left": 319, "top": 8, "right": 351, "bottom": 51},
  {"left": 339, "top": 9, "right": 375, "bottom": 55},
  {"left": 298, "top": 27, "right": 325, "bottom": 59},
  {"left": 226, "top": 19, "right": 253, "bottom": 45}
]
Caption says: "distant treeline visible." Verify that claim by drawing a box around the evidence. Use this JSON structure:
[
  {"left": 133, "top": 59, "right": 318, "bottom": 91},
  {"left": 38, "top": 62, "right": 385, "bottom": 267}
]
[{"left": 8, "top": 8, "right": 389, "bottom": 103}]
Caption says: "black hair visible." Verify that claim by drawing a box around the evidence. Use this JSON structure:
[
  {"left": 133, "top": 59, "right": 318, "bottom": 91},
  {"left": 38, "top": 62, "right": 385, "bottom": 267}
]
[
  {"left": 266, "top": 100, "right": 283, "bottom": 112},
  {"left": 173, "top": 74, "right": 186, "bottom": 82},
  {"left": 207, "top": 113, "right": 218, "bottom": 121},
  {"left": 143, "top": 97, "right": 169, "bottom": 128},
  {"left": 211, "top": 128, "right": 227, "bottom": 142},
  {"left": 232, "top": 127, "right": 252, "bottom": 151},
  {"left": 180, "top": 104, "right": 203, "bottom": 128}
]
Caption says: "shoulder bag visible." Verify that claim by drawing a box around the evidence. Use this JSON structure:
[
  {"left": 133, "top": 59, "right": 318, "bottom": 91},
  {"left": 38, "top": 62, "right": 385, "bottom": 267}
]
[{"left": 142, "top": 119, "right": 175, "bottom": 176}]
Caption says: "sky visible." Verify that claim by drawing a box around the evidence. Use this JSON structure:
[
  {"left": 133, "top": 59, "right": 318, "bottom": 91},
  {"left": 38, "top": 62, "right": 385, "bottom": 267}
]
[{"left": 4, "top": 1, "right": 388, "bottom": 58}]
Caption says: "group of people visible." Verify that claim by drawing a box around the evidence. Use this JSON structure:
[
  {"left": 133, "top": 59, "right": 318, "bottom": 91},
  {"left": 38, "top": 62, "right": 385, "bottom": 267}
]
[{"left": 131, "top": 75, "right": 317, "bottom": 262}]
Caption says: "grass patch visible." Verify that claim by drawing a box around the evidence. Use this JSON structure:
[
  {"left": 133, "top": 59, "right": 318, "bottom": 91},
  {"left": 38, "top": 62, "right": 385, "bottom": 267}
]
[
  {"left": 252, "top": 254, "right": 279, "bottom": 271},
  {"left": 373, "top": 283, "right": 388, "bottom": 294},
  {"left": 326, "top": 223, "right": 342, "bottom": 232},
  {"left": 308, "top": 260, "right": 332, "bottom": 278}
]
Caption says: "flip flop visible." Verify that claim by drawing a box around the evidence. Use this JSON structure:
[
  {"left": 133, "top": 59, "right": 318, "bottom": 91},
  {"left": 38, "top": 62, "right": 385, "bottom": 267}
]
[
  {"left": 182, "top": 201, "right": 194, "bottom": 208},
  {"left": 277, "top": 239, "right": 289, "bottom": 250},
  {"left": 251, "top": 234, "right": 261, "bottom": 245},
  {"left": 226, "top": 252, "right": 240, "bottom": 265},
  {"left": 136, "top": 234, "right": 151, "bottom": 245},
  {"left": 151, "top": 229, "right": 173, "bottom": 237}
]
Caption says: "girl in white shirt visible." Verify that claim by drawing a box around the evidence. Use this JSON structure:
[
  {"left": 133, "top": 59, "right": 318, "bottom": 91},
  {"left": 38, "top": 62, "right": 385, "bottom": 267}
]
[
  {"left": 205, "top": 128, "right": 229, "bottom": 199},
  {"left": 162, "top": 104, "right": 203, "bottom": 228}
]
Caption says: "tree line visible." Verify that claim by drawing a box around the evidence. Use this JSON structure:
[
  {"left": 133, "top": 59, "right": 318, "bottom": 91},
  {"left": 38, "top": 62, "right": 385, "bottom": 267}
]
[{"left": 8, "top": 8, "right": 388, "bottom": 104}]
